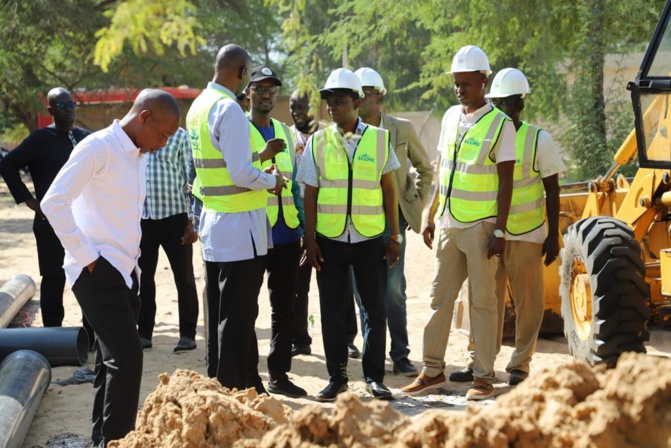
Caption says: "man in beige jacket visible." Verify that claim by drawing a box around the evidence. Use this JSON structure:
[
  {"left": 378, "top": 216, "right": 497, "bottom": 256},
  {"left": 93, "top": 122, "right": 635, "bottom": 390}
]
[{"left": 354, "top": 67, "right": 433, "bottom": 376}]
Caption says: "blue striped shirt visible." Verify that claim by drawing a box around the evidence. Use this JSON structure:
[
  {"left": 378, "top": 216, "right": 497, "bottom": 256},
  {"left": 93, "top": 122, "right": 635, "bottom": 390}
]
[{"left": 143, "top": 127, "right": 191, "bottom": 220}]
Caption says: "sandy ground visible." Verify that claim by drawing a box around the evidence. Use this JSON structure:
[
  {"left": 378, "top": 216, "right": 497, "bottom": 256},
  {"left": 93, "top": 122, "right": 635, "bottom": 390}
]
[{"left": 0, "top": 179, "right": 668, "bottom": 447}]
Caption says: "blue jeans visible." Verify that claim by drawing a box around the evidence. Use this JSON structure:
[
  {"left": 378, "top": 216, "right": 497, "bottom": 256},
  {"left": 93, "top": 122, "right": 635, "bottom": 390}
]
[{"left": 354, "top": 214, "right": 409, "bottom": 362}]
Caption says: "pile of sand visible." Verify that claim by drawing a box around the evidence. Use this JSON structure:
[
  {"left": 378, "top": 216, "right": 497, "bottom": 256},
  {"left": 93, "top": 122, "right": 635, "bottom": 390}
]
[{"left": 111, "top": 353, "right": 671, "bottom": 447}]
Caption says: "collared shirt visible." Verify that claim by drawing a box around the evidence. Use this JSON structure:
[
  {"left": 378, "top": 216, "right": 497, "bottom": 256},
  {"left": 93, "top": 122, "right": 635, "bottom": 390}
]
[
  {"left": 508, "top": 129, "right": 566, "bottom": 243},
  {"left": 291, "top": 121, "right": 326, "bottom": 198},
  {"left": 0, "top": 125, "right": 90, "bottom": 204},
  {"left": 437, "top": 102, "right": 517, "bottom": 230},
  {"left": 296, "top": 118, "right": 400, "bottom": 243},
  {"left": 197, "top": 82, "right": 276, "bottom": 262},
  {"left": 41, "top": 120, "right": 147, "bottom": 288},
  {"left": 143, "top": 127, "right": 191, "bottom": 220}
]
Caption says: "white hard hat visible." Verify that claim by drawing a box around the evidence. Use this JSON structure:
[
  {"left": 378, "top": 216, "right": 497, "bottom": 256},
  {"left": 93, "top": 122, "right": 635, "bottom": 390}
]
[
  {"left": 320, "top": 68, "right": 365, "bottom": 99},
  {"left": 486, "top": 68, "right": 531, "bottom": 98},
  {"left": 354, "top": 67, "right": 387, "bottom": 95},
  {"left": 448, "top": 45, "right": 492, "bottom": 76}
]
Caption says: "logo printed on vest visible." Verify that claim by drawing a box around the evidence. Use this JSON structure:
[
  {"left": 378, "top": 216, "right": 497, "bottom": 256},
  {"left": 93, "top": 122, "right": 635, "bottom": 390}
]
[
  {"left": 357, "top": 154, "right": 375, "bottom": 163},
  {"left": 463, "top": 137, "right": 481, "bottom": 147}
]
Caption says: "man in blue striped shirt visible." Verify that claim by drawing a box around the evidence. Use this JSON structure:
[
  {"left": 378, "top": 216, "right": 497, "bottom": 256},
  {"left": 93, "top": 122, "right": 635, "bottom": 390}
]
[{"left": 137, "top": 127, "right": 199, "bottom": 353}]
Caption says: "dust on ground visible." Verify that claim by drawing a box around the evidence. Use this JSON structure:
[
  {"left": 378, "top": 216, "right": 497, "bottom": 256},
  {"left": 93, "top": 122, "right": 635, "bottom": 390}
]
[{"left": 111, "top": 352, "right": 671, "bottom": 448}]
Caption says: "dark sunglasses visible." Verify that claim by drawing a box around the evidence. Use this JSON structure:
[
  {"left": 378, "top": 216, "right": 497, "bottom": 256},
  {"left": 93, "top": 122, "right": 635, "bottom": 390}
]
[
  {"left": 251, "top": 86, "right": 279, "bottom": 95},
  {"left": 236, "top": 94, "right": 247, "bottom": 101},
  {"left": 54, "top": 101, "right": 76, "bottom": 110}
]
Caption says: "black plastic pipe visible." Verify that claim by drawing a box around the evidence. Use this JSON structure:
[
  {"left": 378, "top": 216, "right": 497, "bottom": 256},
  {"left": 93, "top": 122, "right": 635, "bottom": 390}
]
[
  {"left": 0, "top": 275, "right": 36, "bottom": 328},
  {"left": 0, "top": 350, "right": 51, "bottom": 448},
  {"left": 0, "top": 327, "right": 89, "bottom": 367}
]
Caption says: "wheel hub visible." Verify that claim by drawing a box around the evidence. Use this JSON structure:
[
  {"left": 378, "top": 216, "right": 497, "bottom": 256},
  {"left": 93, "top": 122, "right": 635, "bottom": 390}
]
[{"left": 570, "top": 258, "right": 592, "bottom": 340}]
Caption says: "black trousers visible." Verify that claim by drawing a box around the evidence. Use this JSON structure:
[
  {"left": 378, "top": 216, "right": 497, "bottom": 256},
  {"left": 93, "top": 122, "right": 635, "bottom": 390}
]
[
  {"left": 204, "top": 256, "right": 265, "bottom": 390},
  {"left": 35, "top": 216, "right": 93, "bottom": 340},
  {"left": 266, "top": 240, "right": 301, "bottom": 380},
  {"left": 72, "top": 258, "right": 142, "bottom": 448},
  {"left": 292, "top": 261, "right": 313, "bottom": 347},
  {"left": 137, "top": 213, "right": 199, "bottom": 340},
  {"left": 316, "top": 236, "right": 387, "bottom": 384}
]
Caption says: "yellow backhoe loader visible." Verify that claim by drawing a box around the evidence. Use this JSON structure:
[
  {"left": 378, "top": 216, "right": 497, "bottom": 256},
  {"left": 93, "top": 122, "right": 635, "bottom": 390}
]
[{"left": 549, "top": 1, "right": 671, "bottom": 366}]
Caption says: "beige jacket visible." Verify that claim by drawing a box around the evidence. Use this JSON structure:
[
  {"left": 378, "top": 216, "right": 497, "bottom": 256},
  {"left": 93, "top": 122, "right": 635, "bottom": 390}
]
[{"left": 382, "top": 114, "right": 433, "bottom": 233}]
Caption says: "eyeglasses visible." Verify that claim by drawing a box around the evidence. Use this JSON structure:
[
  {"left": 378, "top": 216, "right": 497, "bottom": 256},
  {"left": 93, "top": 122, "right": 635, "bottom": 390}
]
[
  {"left": 54, "top": 101, "right": 76, "bottom": 110},
  {"left": 251, "top": 86, "right": 278, "bottom": 95}
]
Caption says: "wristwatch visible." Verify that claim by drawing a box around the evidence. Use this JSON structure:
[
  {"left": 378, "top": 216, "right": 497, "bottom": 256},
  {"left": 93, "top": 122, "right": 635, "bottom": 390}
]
[
  {"left": 493, "top": 229, "right": 506, "bottom": 239},
  {"left": 390, "top": 234, "right": 404, "bottom": 244}
]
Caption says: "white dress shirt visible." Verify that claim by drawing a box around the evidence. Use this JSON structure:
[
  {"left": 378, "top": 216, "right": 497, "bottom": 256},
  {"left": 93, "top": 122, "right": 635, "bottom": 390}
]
[
  {"left": 296, "top": 118, "right": 400, "bottom": 243},
  {"left": 436, "top": 102, "right": 517, "bottom": 230},
  {"left": 41, "top": 120, "right": 147, "bottom": 289},
  {"left": 197, "top": 82, "right": 276, "bottom": 263}
]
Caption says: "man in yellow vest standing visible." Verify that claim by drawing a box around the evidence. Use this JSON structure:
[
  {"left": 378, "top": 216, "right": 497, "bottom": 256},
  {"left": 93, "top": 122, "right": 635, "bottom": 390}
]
[
  {"left": 401, "top": 45, "right": 516, "bottom": 400},
  {"left": 298, "top": 68, "right": 401, "bottom": 402},
  {"left": 245, "top": 66, "right": 307, "bottom": 397},
  {"left": 354, "top": 67, "right": 433, "bottom": 377},
  {"left": 187, "top": 44, "right": 285, "bottom": 393},
  {"left": 484, "top": 68, "right": 565, "bottom": 385}
]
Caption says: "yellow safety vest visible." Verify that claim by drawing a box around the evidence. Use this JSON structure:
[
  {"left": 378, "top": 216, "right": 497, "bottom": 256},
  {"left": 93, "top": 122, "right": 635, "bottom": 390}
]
[
  {"left": 438, "top": 106, "right": 510, "bottom": 223},
  {"left": 250, "top": 119, "right": 300, "bottom": 229},
  {"left": 506, "top": 122, "right": 545, "bottom": 235},
  {"left": 312, "top": 126, "right": 389, "bottom": 238},
  {"left": 186, "top": 88, "right": 266, "bottom": 213}
]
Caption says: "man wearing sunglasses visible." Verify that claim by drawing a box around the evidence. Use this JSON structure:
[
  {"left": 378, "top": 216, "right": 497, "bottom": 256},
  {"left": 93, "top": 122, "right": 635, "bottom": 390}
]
[
  {"left": 187, "top": 45, "right": 285, "bottom": 394},
  {"left": 0, "top": 87, "right": 93, "bottom": 341},
  {"left": 245, "top": 66, "right": 307, "bottom": 398}
]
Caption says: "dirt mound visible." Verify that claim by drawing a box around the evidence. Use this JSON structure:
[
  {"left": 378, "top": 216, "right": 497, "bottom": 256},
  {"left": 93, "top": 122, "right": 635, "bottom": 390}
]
[
  {"left": 111, "top": 353, "right": 671, "bottom": 447},
  {"left": 108, "top": 370, "right": 289, "bottom": 448}
]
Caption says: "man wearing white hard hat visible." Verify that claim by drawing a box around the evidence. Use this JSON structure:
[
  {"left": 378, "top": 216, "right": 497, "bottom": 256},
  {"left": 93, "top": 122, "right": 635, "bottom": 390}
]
[
  {"left": 481, "top": 68, "right": 565, "bottom": 386},
  {"left": 353, "top": 67, "right": 433, "bottom": 377},
  {"left": 297, "top": 68, "right": 401, "bottom": 402},
  {"left": 401, "top": 45, "right": 516, "bottom": 400}
]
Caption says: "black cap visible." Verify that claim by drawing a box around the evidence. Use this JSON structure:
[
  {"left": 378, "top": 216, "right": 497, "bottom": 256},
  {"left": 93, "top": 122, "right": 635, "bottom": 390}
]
[{"left": 249, "top": 66, "right": 282, "bottom": 86}]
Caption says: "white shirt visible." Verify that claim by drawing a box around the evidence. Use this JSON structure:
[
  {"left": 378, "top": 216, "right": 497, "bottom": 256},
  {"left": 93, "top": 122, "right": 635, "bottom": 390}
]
[
  {"left": 197, "top": 82, "right": 276, "bottom": 262},
  {"left": 41, "top": 120, "right": 146, "bottom": 288},
  {"left": 437, "top": 102, "right": 517, "bottom": 229},
  {"left": 508, "top": 129, "right": 566, "bottom": 243},
  {"left": 296, "top": 119, "right": 401, "bottom": 243}
]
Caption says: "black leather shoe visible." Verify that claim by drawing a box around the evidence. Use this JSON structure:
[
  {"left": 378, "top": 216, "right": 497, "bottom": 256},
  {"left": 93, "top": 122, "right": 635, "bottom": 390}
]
[
  {"left": 268, "top": 377, "right": 308, "bottom": 398},
  {"left": 508, "top": 369, "right": 529, "bottom": 386},
  {"left": 348, "top": 343, "right": 360, "bottom": 359},
  {"left": 140, "top": 337, "right": 152, "bottom": 349},
  {"left": 367, "top": 381, "right": 393, "bottom": 400},
  {"left": 173, "top": 336, "right": 196, "bottom": 353},
  {"left": 316, "top": 382, "right": 348, "bottom": 402},
  {"left": 291, "top": 344, "right": 312, "bottom": 357},
  {"left": 393, "top": 358, "right": 418, "bottom": 377},
  {"left": 449, "top": 367, "right": 473, "bottom": 382}
]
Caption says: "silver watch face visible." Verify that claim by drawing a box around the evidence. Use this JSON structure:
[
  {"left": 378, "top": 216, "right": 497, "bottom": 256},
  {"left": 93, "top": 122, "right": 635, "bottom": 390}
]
[
  {"left": 493, "top": 229, "right": 505, "bottom": 238},
  {"left": 396, "top": 234, "right": 404, "bottom": 244}
]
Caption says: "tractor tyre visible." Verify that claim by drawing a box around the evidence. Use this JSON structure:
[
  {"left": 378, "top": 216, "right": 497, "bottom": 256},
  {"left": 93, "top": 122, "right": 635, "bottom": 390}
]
[{"left": 560, "top": 216, "right": 651, "bottom": 367}]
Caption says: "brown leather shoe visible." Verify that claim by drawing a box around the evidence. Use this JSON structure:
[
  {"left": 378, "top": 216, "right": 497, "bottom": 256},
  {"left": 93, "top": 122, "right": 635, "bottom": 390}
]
[
  {"left": 466, "top": 379, "right": 495, "bottom": 401},
  {"left": 400, "top": 372, "right": 447, "bottom": 396}
]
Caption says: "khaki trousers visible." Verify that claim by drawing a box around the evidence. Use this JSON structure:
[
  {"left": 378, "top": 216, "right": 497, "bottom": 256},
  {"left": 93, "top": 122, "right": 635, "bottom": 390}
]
[
  {"left": 467, "top": 240, "right": 544, "bottom": 373},
  {"left": 422, "top": 222, "right": 499, "bottom": 383}
]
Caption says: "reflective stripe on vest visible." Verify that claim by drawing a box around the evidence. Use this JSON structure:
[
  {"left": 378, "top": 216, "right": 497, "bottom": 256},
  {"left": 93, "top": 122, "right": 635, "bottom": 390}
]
[
  {"left": 438, "top": 106, "right": 510, "bottom": 223},
  {"left": 251, "top": 119, "right": 301, "bottom": 229},
  {"left": 312, "top": 126, "right": 389, "bottom": 238},
  {"left": 186, "top": 88, "right": 266, "bottom": 213},
  {"left": 506, "top": 122, "right": 545, "bottom": 235}
]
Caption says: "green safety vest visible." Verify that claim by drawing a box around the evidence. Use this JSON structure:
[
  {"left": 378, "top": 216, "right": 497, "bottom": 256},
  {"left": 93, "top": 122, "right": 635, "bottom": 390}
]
[
  {"left": 186, "top": 88, "right": 266, "bottom": 213},
  {"left": 250, "top": 119, "right": 301, "bottom": 229},
  {"left": 506, "top": 122, "right": 545, "bottom": 235},
  {"left": 312, "top": 126, "right": 389, "bottom": 238},
  {"left": 438, "top": 106, "right": 510, "bottom": 223}
]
